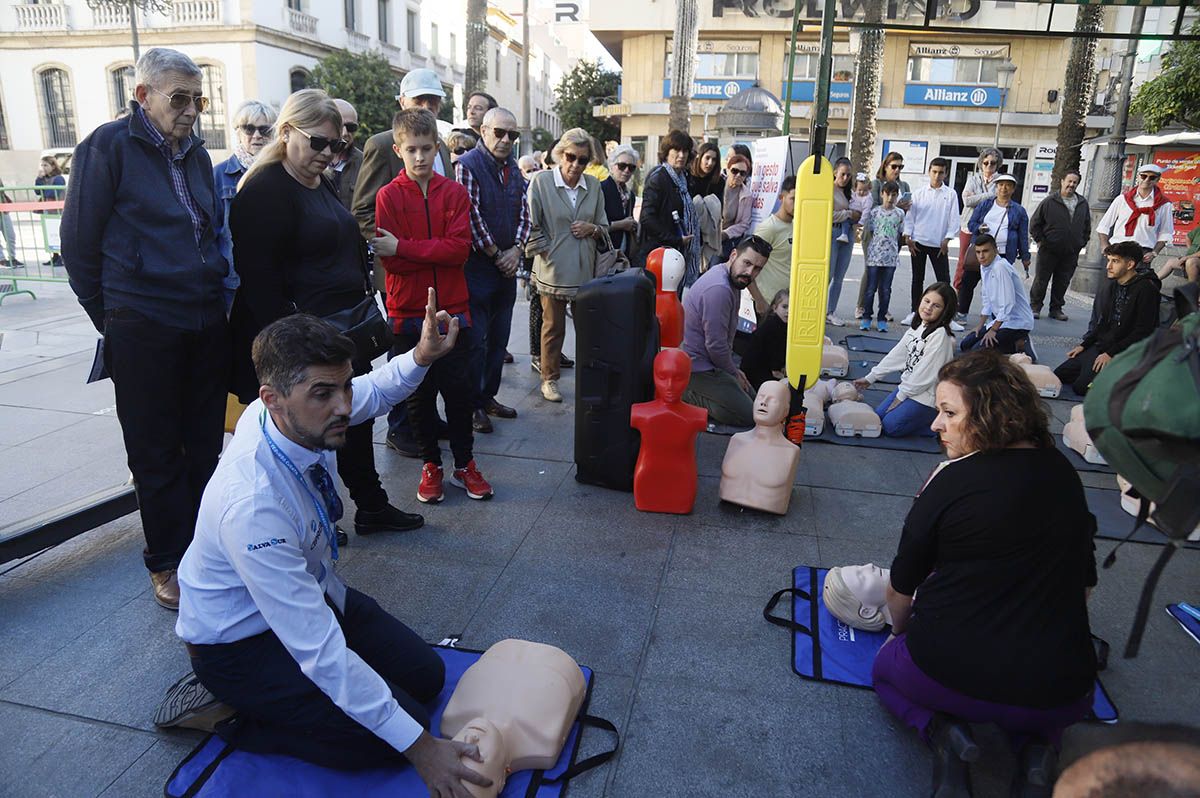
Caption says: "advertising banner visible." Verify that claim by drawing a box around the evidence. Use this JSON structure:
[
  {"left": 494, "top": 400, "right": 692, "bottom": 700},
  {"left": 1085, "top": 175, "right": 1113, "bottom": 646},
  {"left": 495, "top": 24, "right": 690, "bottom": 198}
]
[
  {"left": 903, "top": 84, "right": 1004, "bottom": 108},
  {"left": 908, "top": 42, "right": 1010, "bottom": 59},
  {"left": 737, "top": 136, "right": 792, "bottom": 333},
  {"left": 785, "top": 81, "right": 853, "bottom": 103},
  {"left": 1153, "top": 149, "right": 1200, "bottom": 247},
  {"left": 662, "top": 78, "right": 755, "bottom": 100}
]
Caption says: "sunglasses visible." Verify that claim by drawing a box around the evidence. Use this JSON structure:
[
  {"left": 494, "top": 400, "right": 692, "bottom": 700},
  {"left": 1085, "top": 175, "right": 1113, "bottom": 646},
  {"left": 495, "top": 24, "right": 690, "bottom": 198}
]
[
  {"left": 730, "top": 168, "right": 748, "bottom": 177},
  {"left": 1139, "top": 173, "right": 1160, "bottom": 181},
  {"left": 488, "top": 127, "right": 520, "bottom": 141},
  {"left": 293, "top": 127, "right": 349, "bottom": 155},
  {"left": 240, "top": 124, "right": 273, "bottom": 137},
  {"left": 982, "top": 159, "right": 999, "bottom": 166},
  {"left": 889, "top": 163, "right": 903, "bottom": 170},
  {"left": 561, "top": 151, "right": 588, "bottom": 164},
  {"left": 343, "top": 122, "right": 358, "bottom": 134},
  {"left": 452, "top": 147, "right": 470, "bottom": 156},
  {"left": 152, "top": 88, "right": 209, "bottom": 112},
  {"left": 614, "top": 162, "right": 636, "bottom": 172}
]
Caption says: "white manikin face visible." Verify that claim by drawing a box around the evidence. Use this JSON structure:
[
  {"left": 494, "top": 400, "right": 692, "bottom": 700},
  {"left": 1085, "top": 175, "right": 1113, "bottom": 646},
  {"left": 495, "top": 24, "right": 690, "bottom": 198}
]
[
  {"left": 840, "top": 563, "right": 889, "bottom": 608},
  {"left": 660, "top": 248, "right": 685, "bottom": 292}
]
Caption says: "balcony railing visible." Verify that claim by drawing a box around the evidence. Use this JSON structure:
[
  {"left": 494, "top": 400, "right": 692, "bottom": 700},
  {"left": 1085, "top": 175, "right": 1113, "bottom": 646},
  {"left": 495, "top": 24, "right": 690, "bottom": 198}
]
[
  {"left": 346, "top": 29, "right": 370, "bottom": 52},
  {"left": 284, "top": 7, "right": 317, "bottom": 36},
  {"left": 409, "top": 52, "right": 427, "bottom": 68},
  {"left": 379, "top": 41, "right": 404, "bottom": 64},
  {"left": 92, "top": 4, "right": 129, "bottom": 27},
  {"left": 171, "top": 0, "right": 221, "bottom": 25},
  {"left": 13, "top": 2, "right": 70, "bottom": 30}
]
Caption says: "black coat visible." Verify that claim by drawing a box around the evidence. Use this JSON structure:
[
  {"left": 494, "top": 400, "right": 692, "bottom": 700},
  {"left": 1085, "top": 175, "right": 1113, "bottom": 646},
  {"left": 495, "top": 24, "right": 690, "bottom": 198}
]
[
  {"left": 636, "top": 166, "right": 687, "bottom": 268},
  {"left": 1081, "top": 270, "right": 1160, "bottom": 356},
  {"left": 1030, "top": 193, "right": 1091, "bottom": 253},
  {"left": 600, "top": 176, "right": 635, "bottom": 254}
]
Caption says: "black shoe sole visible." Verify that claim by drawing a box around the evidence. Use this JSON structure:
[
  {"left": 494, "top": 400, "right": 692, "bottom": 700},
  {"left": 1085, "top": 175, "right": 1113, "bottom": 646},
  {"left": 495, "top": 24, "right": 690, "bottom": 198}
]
[{"left": 355, "top": 517, "right": 424, "bottom": 534}]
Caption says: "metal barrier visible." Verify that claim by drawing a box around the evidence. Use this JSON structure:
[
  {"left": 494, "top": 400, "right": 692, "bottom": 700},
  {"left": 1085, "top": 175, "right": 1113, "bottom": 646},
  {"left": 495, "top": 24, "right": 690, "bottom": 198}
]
[{"left": 0, "top": 184, "right": 68, "bottom": 305}]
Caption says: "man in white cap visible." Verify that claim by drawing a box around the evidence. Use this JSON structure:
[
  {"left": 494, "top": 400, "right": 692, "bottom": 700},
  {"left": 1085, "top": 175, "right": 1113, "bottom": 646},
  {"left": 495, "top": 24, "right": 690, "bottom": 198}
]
[{"left": 1096, "top": 163, "right": 1175, "bottom": 264}]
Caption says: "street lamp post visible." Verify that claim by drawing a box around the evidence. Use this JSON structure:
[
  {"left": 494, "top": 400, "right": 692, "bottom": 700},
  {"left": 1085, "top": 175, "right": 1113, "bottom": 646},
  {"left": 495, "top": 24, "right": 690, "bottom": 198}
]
[{"left": 993, "top": 60, "right": 1018, "bottom": 150}]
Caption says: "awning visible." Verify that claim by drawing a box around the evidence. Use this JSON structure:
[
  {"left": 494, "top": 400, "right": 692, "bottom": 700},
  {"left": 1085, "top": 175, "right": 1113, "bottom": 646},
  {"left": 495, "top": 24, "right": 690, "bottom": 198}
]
[{"left": 1126, "top": 131, "right": 1200, "bottom": 146}]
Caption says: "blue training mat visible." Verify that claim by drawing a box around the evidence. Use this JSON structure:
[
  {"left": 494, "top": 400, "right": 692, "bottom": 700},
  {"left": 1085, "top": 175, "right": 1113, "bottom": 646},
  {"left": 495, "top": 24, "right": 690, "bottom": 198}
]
[
  {"left": 1087, "top": 488, "right": 1200, "bottom": 549},
  {"left": 843, "top": 334, "right": 903, "bottom": 355},
  {"left": 1167, "top": 604, "right": 1200, "bottom": 647},
  {"left": 764, "top": 566, "right": 1119, "bottom": 724},
  {"left": 164, "top": 646, "right": 616, "bottom": 798}
]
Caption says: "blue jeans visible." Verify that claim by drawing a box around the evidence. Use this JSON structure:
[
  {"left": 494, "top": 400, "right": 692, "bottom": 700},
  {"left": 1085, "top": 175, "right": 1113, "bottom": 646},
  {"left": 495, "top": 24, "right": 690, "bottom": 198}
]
[
  {"left": 466, "top": 263, "right": 517, "bottom": 409},
  {"left": 862, "top": 266, "right": 896, "bottom": 321},
  {"left": 875, "top": 389, "right": 937, "bottom": 437},
  {"left": 827, "top": 235, "right": 855, "bottom": 314}
]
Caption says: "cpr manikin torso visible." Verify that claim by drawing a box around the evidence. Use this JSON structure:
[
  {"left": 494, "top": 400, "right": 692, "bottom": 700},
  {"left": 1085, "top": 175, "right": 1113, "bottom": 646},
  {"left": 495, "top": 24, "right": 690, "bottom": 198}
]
[
  {"left": 822, "top": 564, "right": 893, "bottom": 631},
  {"left": 441, "top": 639, "right": 587, "bottom": 797},
  {"left": 1009, "top": 353, "right": 1062, "bottom": 398},
  {"left": 629, "top": 348, "right": 707, "bottom": 513},
  {"left": 821, "top": 335, "right": 849, "bottom": 377},
  {"left": 719, "top": 379, "right": 801, "bottom": 515},
  {"left": 645, "top": 247, "right": 685, "bottom": 348},
  {"left": 802, "top": 378, "right": 835, "bottom": 437},
  {"left": 827, "top": 381, "right": 882, "bottom": 438},
  {"left": 1063, "top": 404, "right": 1107, "bottom": 465}
]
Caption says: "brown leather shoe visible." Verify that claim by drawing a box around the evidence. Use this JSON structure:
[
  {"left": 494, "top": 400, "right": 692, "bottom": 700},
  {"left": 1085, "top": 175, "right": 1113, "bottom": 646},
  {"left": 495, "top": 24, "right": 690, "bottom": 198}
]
[
  {"left": 485, "top": 399, "right": 518, "bottom": 419},
  {"left": 150, "top": 569, "right": 180, "bottom": 611}
]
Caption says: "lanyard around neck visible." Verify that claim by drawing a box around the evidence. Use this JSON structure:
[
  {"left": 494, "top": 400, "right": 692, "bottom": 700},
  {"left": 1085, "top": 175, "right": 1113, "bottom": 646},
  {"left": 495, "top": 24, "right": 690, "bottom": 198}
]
[{"left": 259, "top": 410, "right": 338, "bottom": 562}]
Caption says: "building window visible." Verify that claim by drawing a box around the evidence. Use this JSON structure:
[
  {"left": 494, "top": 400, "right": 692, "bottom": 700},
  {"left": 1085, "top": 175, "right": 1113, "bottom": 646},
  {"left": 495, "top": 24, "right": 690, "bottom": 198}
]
[
  {"left": 344, "top": 0, "right": 356, "bottom": 31},
  {"left": 377, "top": 0, "right": 388, "bottom": 42},
  {"left": 495, "top": 45, "right": 501, "bottom": 82},
  {"left": 406, "top": 8, "right": 417, "bottom": 52},
  {"left": 109, "top": 64, "right": 135, "bottom": 117},
  {"left": 907, "top": 56, "right": 1000, "bottom": 85},
  {"left": 37, "top": 67, "right": 76, "bottom": 149},
  {"left": 290, "top": 68, "right": 310, "bottom": 93},
  {"left": 430, "top": 22, "right": 438, "bottom": 56},
  {"left": 287, "top": 0, "right": 302, "bottom": 9},
  {"left": 667, "top": 52, "right": 759, "bottom": 81},
  {"left": 0, "top": 92, "right": 9, "bottom": 150},
  {"left": 450, "top": 33, "right": 456, "bottom": 63},
  {"left": 196, "top": 63, "right": 227, "bottom": 149},
  {"left": 516, "top": 61, "right": 520, "bottom": 89},
  {"left": 785, "top": 53, "right": 854, "bottom": 81}
]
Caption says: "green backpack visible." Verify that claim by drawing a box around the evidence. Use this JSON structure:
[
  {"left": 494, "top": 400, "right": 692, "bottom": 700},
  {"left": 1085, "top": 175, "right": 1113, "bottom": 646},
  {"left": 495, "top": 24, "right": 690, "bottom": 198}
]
[{"left": 1084, "top": 284, "right": 1200, "bottom": 657}]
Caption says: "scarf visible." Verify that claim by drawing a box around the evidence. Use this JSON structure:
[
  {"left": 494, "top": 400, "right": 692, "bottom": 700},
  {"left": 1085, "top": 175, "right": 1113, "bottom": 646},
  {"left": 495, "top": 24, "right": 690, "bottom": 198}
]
[
  {"left": 658, "top": 164, "right": 701, "bottom": 288},
  {"left": 233, "top": 144, "right": 257, "bottom": 172},
  {"left": 1122, "top": 185, "right": 1169, "bottom": 237}
]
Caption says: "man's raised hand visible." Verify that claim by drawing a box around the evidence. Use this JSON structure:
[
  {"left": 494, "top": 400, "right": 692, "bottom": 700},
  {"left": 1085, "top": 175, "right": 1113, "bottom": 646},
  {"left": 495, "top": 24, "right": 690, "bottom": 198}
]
[{"left": 413, "top": 288, "right": 460, "bottom": 366}]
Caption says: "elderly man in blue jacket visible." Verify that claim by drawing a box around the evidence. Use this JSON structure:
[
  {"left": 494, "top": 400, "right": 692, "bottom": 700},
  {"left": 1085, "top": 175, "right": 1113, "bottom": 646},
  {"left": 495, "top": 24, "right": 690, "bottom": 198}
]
[{"left": 61, "top": 47, "right": 230, "bottom": 611}]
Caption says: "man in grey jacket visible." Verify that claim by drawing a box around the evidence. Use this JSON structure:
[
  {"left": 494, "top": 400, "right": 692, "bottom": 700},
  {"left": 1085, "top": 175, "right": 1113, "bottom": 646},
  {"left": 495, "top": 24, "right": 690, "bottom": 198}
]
[{"left": 1029, "top": 171, "right": 1091, "bottom": 321}]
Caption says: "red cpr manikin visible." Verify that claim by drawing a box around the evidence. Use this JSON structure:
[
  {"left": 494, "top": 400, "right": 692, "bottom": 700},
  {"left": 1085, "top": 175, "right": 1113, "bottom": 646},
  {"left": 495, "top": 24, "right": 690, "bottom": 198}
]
[
  {"left": 644, "top": 247, "right": 685, "bottom": 348},
  {"left": 629, "top": 348, "right": 707, "bottom": 513}
]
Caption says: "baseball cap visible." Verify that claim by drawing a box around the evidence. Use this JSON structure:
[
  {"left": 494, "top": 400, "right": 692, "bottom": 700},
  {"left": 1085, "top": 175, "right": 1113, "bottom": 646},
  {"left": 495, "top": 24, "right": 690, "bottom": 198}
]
[
  {"left": 397, "top": 69, "right": 446, "bottom": 100},
  {"left": 1136, "top": 163, "right": 1164, "bottom": 175}
]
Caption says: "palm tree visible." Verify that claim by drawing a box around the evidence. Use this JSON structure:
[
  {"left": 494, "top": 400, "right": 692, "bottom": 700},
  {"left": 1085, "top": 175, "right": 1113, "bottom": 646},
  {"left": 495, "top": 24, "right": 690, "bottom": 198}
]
[
  {"left": 668, "top": 0, "right": 699, "bottom": 134},
  {"left": 465, "top": 0, "right": 489, "bottom": 96},
  {"left": 1051, "top": 4, "right": 1104, "bottom": 191},
  {"left": 848, "top": 0, "right": 885, "bottom": 176}
]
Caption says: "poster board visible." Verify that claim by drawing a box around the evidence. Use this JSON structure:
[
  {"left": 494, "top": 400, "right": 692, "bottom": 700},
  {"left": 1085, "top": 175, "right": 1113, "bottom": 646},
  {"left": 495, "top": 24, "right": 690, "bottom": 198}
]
[
  {"left": 738, "top": 136, "right": 795, "bottom": 333},
  {"left": 1152, "top": 149, "right": 1199, "bottom": 247}
]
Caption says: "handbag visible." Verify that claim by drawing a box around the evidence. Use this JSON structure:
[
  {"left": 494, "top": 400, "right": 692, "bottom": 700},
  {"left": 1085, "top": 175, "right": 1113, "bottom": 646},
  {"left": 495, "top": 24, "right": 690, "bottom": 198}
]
[
  {"left": 594, "top": 227, "right": 630, "bottom": 278},
  {"left": 317, "top": 234, "right": 393, "bottom": 361}
]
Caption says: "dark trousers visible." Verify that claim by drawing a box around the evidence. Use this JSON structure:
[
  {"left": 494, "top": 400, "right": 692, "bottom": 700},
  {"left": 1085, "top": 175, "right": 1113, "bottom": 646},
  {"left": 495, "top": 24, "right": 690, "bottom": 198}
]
[
  {"left": 335, "top": 357, "right": 387, "bottom": 512},
  {"left": 104, "top": 309, "right": 229, "bottom": 573},
  {"left": 466, "top": 266, "right": 517, "bottom": 409},
  {"left": 190, "top": 587, "right": 444, "bottom": 770},
  {"left": 1054, "top": 346, "right": 1103, "bottom": 397},
  {"left": 528, "top": 281, "right": 543, "bottom": 356},
  {"left": 960, "top": 326, "right": 1031, "bottom": 355},
  {"left": 909, "top": 243, "right": 951, "bottom": 312},
  {"left": 395, "top": 329, "right": 474, "bottom": 468},
  {"left": 1030, "top": 245, "right": 1079, "bottom": 313},
  {"left": 862, "top": 266, "right": 896, "bottom": 321},
  {"left": 957, "top": 269, "right": 981, "bottom": 316}
]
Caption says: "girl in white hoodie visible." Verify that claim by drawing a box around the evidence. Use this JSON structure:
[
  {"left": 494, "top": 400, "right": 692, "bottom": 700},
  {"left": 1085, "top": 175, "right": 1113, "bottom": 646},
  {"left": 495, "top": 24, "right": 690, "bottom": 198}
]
[{"left": 853, "top": 283, "right": 958, "bottom": 437}]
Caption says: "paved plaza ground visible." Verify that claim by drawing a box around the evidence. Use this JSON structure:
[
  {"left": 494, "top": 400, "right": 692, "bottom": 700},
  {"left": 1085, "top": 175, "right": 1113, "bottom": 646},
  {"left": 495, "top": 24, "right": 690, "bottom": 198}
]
[{"left": 0, "top": 253, "right": 1196, "bottom": 797}]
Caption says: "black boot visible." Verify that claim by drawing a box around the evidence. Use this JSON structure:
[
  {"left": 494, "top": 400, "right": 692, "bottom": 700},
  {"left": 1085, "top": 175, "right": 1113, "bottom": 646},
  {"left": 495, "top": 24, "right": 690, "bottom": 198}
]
[
  {"left": 1010, "top": 739, "right": 1055, "bottom": 798},
  {"left": 929, "top": 715, "right": 978, "bottom": 798}
]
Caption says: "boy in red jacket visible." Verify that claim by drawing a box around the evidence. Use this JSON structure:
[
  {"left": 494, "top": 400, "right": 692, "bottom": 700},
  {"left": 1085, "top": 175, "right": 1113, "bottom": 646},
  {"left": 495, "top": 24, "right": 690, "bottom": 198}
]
[{"left": 376, "top": 109, "right": 493, "bottom": 502}]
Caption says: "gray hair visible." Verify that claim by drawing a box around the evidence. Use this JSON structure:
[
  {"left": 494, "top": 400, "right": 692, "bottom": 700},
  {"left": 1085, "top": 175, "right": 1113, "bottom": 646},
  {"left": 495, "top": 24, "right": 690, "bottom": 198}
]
[
  {"left": 976, "top": 147, "right": 1003, "bottom": 170},
  {"left": 553, "top": 128, "right": 597, "bottom": 164},
  {"left": 481, "top": 107, "right": 517, "bottom": 128},
  {"left": 233, "top": 99, "right": 277, "bottom": 128},
  {"left": 517, "top": 154, "right": 540, "bottom": 171},
  {"left": 135, "top": 47, "right": 202, "bottom": 88},
  {"left": 608, "top": 144, "right": 640, "bottom": 167}
]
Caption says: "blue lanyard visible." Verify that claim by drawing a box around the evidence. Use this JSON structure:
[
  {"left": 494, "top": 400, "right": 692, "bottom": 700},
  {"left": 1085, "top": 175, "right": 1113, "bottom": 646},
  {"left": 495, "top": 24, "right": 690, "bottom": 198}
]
[{"left": 260, "top": 410, "right": 338, "bottom": 562}]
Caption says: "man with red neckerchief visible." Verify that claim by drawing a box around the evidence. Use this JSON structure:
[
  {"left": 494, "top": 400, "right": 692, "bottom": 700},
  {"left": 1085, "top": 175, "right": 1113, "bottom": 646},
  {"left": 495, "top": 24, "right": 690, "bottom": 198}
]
[{"left": 1096, "top": 163, "right": 1175, "bottom": 264}]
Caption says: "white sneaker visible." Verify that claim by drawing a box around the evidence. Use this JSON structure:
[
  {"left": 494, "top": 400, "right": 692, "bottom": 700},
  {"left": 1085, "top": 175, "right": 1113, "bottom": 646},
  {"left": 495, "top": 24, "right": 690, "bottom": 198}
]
[
  {"left": 901, "top": 312, "right": 915, "bottom": 325},
  {"left": 826, "top": 314, "right": 845, "bottom": 327},
  {"left": 950, "top": 320, "right": 965, "bottom": 333},
  {"left": 541, "top": 380, "right": 562, "bottom": 403},
  {"left": 836, "top": 234, "right": 850, "bottom": 243}
]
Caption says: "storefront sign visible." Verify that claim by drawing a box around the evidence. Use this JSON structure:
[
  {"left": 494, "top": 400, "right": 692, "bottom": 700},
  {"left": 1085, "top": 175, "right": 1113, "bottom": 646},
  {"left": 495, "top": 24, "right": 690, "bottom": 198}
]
[
  {"left": 785, "top": 81, "right": 853, "bottom": 103},
  {"left": 883, "top": 140, "right": 928, "bottom": 177},
  {"left": 1153, "top": 149, "right": 1200, "bottom": 246},
  {"left": 903, "top": 84, "right": 1003, "bottom": 108},
  {"left": 667, "top": 38, "right": 760, "bottom": 53},
  {"left": 738, "top": 135, "right": 792, "bottom": 333},
  {"left": 791, "top": 41, "right": 854, "bottom": 55},
  {"left": 1035, "top": 144, "right": 1057, "bottom": 159},
  {"left": 662, "top": 79, "right": 756, "bottom": 100},
  {"left": 908, "top": 43, "right": 1010, "bottom": 59},
  {"left": 1031, "top": 161, "right": 1053, "bottom": 195}
]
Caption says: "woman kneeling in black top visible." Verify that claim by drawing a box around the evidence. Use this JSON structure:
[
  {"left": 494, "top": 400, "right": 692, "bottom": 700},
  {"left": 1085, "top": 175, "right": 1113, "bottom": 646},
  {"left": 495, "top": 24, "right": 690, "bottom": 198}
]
[{"left": 872, "top": 349, "right": 1097, "bottom": 798}]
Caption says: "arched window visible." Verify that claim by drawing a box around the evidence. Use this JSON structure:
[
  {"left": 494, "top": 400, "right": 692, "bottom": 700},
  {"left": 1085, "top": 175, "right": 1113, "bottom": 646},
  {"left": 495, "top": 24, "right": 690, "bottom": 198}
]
[
  {"left": 37, "top": 67, "right": 76, "bottom": 148},
  {"left": 196, "top": 63, "right": 227, "bottom": 148},
  {"left": 109, "top": 65, "right": 135, "bottom": 118},
  {"left": 290, "top": 68, "right": 310, "bottom": 93}
]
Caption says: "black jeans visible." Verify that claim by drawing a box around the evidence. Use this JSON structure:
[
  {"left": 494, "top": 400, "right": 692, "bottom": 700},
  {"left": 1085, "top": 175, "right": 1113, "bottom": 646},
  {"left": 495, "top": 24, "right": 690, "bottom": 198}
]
[
  {"left": 528, "top": 281, "right": 543, "bottom": 357},
  {"left": 335, "top": 357, "right": 388, "bottom": 512},
  {"left": 957, "top": 269, "right": 981, "bottom": 316},
  {"left": 1054, "top": 346, "right": 1103, "bottom": 397},
  {"left": 394, "top": 329, "right": 474, "bottom": 468},
  {"left": 190, "top": 588, "right": 444, "bottom": 770},
  {"left": 960, "top": 326, "right": 1031, "bottom": 355},
  {"left": 104, "top": 309, "right": 228, "bottom": 573},
  {"left": 909, "top": 243, "right": 951, "bottom": 312},
  {"left": 1030, "top": 245, "right": 1079, "bottom": 313}
]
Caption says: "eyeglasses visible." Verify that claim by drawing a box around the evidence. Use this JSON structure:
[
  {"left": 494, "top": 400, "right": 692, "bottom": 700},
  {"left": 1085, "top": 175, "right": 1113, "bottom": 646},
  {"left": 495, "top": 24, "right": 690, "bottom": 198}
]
[
  {"left": 730, "top": 168, "right": 748, "bottom": 177},
  {"left": 1139, "top": 173, "right": 1160, "bottom": 181},
  {"left": 240, "top": 124, "right": 273, "bottom": 137},
  {"left": 292, "top": 127, "right": 350, "bottom": 155},
  {"left": 889, "top": 163, "right": 903, "bottom": 170},
  {"left": 560, "top": 151, "right": 587, "bottom": 164},
  {"left": 982, "top": 159, "right": 999, "bottom": 166},
  {"left": 488, "top": 127, "right": 520, "bottom": 142},
  {"left": 343, "top": 122, "right": 358, "bottom": 134},
  {"left": 452, "top": 147, "right": 470, "bottom": 156},
  {"left": 152, "top": 88, "right": 209, "bottom": 112},
  {"left": 614, "top": 162, "right": 636, "bottom": 172}
]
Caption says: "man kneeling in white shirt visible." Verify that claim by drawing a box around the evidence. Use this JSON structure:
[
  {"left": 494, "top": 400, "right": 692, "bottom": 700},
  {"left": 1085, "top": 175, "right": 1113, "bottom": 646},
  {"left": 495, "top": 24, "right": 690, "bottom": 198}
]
[
  {"left": 166, "top": 290, "right": 491, "bottom": 798},
  {"left": 960, "top": 234, "right": 1037, "bottom": 356}
]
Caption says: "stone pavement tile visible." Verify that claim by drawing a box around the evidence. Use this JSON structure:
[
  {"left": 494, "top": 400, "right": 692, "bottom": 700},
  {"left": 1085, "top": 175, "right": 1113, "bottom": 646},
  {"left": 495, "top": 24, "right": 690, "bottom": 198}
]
[
  {"left": 0, "top": 457, "right": 132, "bottom": 521},
  {"left": 1, "top": 591, "right": 191, "bottom": 732},
  {"left": 0, "top": 404, "right": 90, "bottom": 446},
  {"left": 547, "top": 471, "right": 677, "bottom": 538},
  {"left": 796, "top": 445, "right": 926, "bottom": 496},
  {"left": 695, "top": 431, "right": 729, "bottom": 478},
  {"left": 0, "top": 362, "right": 115, "bottom": 414},
  {"left": 564, "top": 671, "right": 635, "bottom": 798},
  {"left": 97, "top": 735, "right": 204, "bottom": 798},
  {"left": 608, "top": 675, "right": 845, "bottom": 798},
  {"left": 461, "top": 565, "right": 657, "bottom": 677},
  {"left": 0, "top": 701, "right": 159, "bottom": 798},
  {"left": 665, "top": 524, "right": 821, "bottom": 599},
  {"left": 815, "top": 534, "right": 904, "bottom": 571},
  {"left": 0, "top": 572, "right": 135, "bottom": 690},
  {"left": 686, "top": 477, "right": 816, "bottom": 537},
  {"left": 470, "top": 400, "right": 576, "bottom": 462},
  {"left": 0, "top": 349, "right": 91, "bottom": 387},
  {"left": 1, "top": 516, "right": 146, "bottom": 601},
  {"left": 809, "top": 486, "right": 914, "bottom": 542}
]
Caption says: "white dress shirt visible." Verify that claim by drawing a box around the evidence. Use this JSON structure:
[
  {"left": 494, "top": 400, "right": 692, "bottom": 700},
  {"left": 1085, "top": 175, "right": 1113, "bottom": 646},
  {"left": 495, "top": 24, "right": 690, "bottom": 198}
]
[
  {"left": 1096, "top": 191, "right": 1175, "bottom": 249},
  {"left": 177, "top": 350, "right": 429, "bottom": 753},
  {"left": 980, "top": 255, "right": 1036, "bottom": 331},
  {"left": 553, "top": 165, "right": 586, "bottom": 209},
  {"left": 903, "top": 183, "right": 961, "bottom": 248}
]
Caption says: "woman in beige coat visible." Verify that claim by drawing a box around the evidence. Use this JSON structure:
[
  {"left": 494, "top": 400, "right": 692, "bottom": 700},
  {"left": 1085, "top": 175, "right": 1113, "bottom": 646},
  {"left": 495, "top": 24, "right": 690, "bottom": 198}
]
[{"left": 525, "top": 128, "right": 610, "bottom": 403}]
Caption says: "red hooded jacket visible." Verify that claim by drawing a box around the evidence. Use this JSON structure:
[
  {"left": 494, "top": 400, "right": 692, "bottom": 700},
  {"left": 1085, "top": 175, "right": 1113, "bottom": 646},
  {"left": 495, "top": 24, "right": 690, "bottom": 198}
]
[{"left": 375, "top": 170, "right": 472, "bottom": 323}]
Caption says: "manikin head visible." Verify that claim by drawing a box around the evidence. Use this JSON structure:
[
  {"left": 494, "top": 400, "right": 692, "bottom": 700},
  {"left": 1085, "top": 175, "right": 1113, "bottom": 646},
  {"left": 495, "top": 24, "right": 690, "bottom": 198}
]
[
  {"left": 456, "top": 718, "right": 509, "bottom": 798},
  {"left": 823, "top": 564, "right": 892, "bottom": 631},
  {"left": 752, "top": 379, "right": 789, "bottom": 427},
  {"left": 646, "top": 247, "right": 685, "bottom": 293},
  {"left": 652, "top": 348, "right": 691, "bottom": 404},
  {"left": 831, "top": 381, "right": 860, "bottom": 403}
]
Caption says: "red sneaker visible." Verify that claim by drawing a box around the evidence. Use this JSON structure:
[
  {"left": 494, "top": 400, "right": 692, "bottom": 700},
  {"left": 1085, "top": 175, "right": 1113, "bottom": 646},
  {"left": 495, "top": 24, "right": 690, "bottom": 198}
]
[
  {"left": 417, "top": 463, "right": 444, "bottom": 503},
  {"left": 451, "top": 460, "right": 493, "bottom": 500}
]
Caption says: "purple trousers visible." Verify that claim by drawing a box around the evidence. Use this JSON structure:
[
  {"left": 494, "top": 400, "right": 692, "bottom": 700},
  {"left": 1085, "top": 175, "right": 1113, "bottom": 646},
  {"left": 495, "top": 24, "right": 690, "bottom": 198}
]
[{"left": 871, "top": 634, "right": 1092, "bottom": 748}]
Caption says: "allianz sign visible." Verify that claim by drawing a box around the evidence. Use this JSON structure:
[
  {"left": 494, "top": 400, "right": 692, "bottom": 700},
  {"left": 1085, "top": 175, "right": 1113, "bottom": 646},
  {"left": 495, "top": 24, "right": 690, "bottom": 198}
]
[{"left": 903, "top": 83, "right": 1002, "bottom": 108}]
